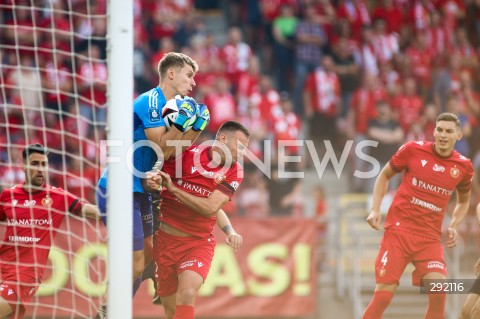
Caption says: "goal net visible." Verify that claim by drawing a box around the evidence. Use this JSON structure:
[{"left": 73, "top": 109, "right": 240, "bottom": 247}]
[{"left": 0, "top": 1, "right": 111, "bottom": 317}]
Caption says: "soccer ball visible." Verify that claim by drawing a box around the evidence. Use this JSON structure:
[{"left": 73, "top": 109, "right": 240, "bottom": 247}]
[{"left": 162, "top": 96, "right": 197, "bottom": 131}]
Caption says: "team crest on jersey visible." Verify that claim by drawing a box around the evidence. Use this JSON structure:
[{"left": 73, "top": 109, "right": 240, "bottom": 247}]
[
  {"left": 214, "top": 174, "right": 226, "bottom": 184},
  {"left": 42, "top": 196, "right": 53, "bottom": 207},
  {"left": 149, "top": 109, "right": 160, "bottom": 122},
  {"left": 450, "top": 167, "right": 460, "bottom": 178}
]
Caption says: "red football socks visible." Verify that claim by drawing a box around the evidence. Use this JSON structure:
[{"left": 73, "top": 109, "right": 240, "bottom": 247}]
[
  {"left": 424, "top": 293, "right": 446, "bottom": 319},
  {"left": 362, "top": 290, "right": 394, "bottom": 319},
  {"left": 174, "top": 305, "right": 195, "bottom": 319}
]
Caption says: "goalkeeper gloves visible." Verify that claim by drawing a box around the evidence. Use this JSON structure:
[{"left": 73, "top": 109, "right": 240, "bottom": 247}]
[
  {"left": 174, "top": 97, "right": 198, "bottom": 132},
  {"left": 192, "top": 103, "right": 210, "bottom": 131}
]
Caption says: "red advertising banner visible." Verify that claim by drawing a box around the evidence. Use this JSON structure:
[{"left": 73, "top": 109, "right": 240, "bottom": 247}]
[{"left": 5, "top": 217, "right": 317, "bottom": 318}]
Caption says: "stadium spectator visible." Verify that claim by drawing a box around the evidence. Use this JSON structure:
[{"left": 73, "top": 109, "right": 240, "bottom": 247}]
[
  {"left": 363, "top": 113, "right": 474, "bottom": 319},
  {"left": 236, "top": 169, "right": 269, "bottom": 218},
  {"left": 425, "top": 10, "right": 448, "bottom": 57},
  {"left": 3, "top": 5, "right": 37, "bottom": 57},
  {"left": 238, "top": 99, "right": 268, "bottom": 160},
  {"left": 371, "top": 0, "right": 404, "bottom": 34},
  {"left": 336, "top": 0, "right": 371, "bottom": 42},
  {"left": 371, "top": 18, "right": 399, "bottom": 64},
  {"left": 204, "top": 77, "right": 237, "bottom": 135},
  {"left": 406, "top": 102, "right": 437, "bottom": 142},
  {"left": 236, "top": 56, "right": 261, "bottom": 115},
  {"left": 153, "top": 121, "right": 248, "bottom": 319},
  {"left": 220, "top": 27, "right": 253, "bottom": 92},
  {"left": 0, "top": 144, "right": 100, "bottom": 319},
  {"left": 432, "top": 53, "right": 464, "bottom": 112},
  {"left": 150, "top": 0, "right": 182, "bottom": 41},
  {"left": 448, "top": 96, "right": 474, "bottom": 156},
  {"left": 404, "top": 31, "right": 435, "bottom": 95},
  {"left": 293, "top": 3, "right": 327, "bottom": 116},
  {"left": 41, "top": 48, "right": 73, "bottom": 113},
  {"left": 272, "top": 91, "right": 302, "bottom": 157},
  {"left": 173, "top": 11, "right": 206, "bottom": 49},
  {"left": 272, "top": 3, "right": 298, "bottom": 92},
  {"left": 365, "top": 100, "right": 404, "bottom": 192},
  {"left": 346, "top": 72, "right": 387, "bottom": 191},
  {"left": 76, "top": 16, "right": 107, "bottom": 60},
  {"left": 407, "top": 0, "right": 435, "bottom": 32},
  {"left": 268, "top": 163, "right": 303, "bottom": 217},
  {"left": 6, "top": 55, "right": 42, "bottom": 123},
  {"left": 391, "top": 76, "right": 424, "bottom": 133},
  {"left": 435, "top": 0, "right": 465, "bottom": 43},
  {"left": 331, "top": 37, "right": 360, "bottom": 117},
  {"left": 356, "top": 25, "right": 379, "bottom": 76},
  {"left": 76, "top": 45, "right": 107, "bottom": 132},
  {"left": 249, "top": 75, "right": 281, "bottom": 128},
  {"left": 304, "top": 55, "right": 341, "bottom": 152},
  {"left": 38, "top": 1, "right": 72, "bottom": 56},
  {"left": 377, "top": 60, "right": 400, "bottom": 96}
]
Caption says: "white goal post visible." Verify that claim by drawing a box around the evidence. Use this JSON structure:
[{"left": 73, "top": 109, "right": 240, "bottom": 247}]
[
  {"left": 106, "top": 0, "right": 133, "bottom": 318},
  {"left": 0, "top": 0, "right": 134, "bottom": 317}
]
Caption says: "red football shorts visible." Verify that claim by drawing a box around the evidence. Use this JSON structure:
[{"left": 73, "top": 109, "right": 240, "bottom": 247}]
[
  {"left": 153, "top": 229, "right": 216, "bottom": 297},
  {"left": 374, "top": 228, "right": 447, "bottom": 286},
  {"left": 0, "top": 279, "right": 37, "bottom": 319}
]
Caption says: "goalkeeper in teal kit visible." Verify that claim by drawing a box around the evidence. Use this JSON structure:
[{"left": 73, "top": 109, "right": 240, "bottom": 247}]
[{"left": 95, "top": 52, "right": 210, "bottom": 318}]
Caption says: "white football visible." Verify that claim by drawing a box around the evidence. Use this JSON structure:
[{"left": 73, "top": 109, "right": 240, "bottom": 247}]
[{"left": 162, "top": 96, "right": 197, "bottom": 131}]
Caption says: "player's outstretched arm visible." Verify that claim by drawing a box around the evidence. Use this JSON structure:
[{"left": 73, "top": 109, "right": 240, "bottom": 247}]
[
  {"left": 177, "top": 103, "right": 211, "bottom": 153},
  {"left": 81, "top": 204, "right": 102, "bottom": 221},
  {"left": 366, "top": 163, "right": 396, "bottom": 230},
  {"left": 145, "top": 126, "right": 184, "bottom": 161},
  {"left": 216, "top": 209, "right": 243, "bottom": 251},
  {"left": 159, "top": 171, "right": 229, "bottom": 217},
  {"left": 446, "top": 189, "right": 471, "bottom": 248}
]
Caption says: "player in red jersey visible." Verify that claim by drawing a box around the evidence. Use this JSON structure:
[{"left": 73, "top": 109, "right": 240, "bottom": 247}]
[
  {"left": 363, "top": 113, "right": 474, "bottom": 319},
  {"left": 458, "top": 203, "right": 480, "bottom": 319},
  {"left": 0, "top": 144, "right": 100, "bottom": 319},
  {"left": 151, "top": 121, "right": 249, "bottom": 319}
]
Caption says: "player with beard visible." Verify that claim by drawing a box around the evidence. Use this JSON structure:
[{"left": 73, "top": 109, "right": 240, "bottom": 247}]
[{"left": 0, "top": 144, "right": 100, "bottom": 318}]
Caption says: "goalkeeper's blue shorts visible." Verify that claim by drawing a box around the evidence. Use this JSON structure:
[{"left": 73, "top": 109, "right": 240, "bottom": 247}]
[{"left": 96, "top": 186, "right": 154, "bottom": 251}]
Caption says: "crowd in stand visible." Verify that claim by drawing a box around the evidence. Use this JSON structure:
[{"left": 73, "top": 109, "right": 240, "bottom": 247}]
[{"left": 0, "top": 0, "right": 479, "bottom": 219}]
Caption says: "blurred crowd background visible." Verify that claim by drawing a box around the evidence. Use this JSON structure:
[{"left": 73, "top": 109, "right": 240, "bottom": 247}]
[{"left": 0, "top": 0, "right": 479, "bottom": 223}]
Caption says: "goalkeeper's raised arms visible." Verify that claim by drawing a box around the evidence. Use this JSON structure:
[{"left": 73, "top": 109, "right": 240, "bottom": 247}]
[
  {"left": 174, "top": 98, "right": 198, "bottom": 132},
  {"left": 192, "top": 103, "right": 211, "bottom": 132}
]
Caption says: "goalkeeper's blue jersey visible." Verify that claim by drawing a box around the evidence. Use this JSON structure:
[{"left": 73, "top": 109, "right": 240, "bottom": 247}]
[{"left": 98, "top": 87, "right": 167, "bottom": 193}]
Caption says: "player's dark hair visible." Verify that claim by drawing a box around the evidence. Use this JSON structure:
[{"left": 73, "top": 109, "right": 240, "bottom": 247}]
[
  {"left": 217, "top": 121, "right": 250, "bottom": 138},
  {"left": 22, "top": 144, "right": 49, "bottom": 161},
  {"left": 436, "top": 112, "right": 461, "bottom": 130},
  {"left": 158, "top": 52, "right": 199, "bottom": 80}
]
